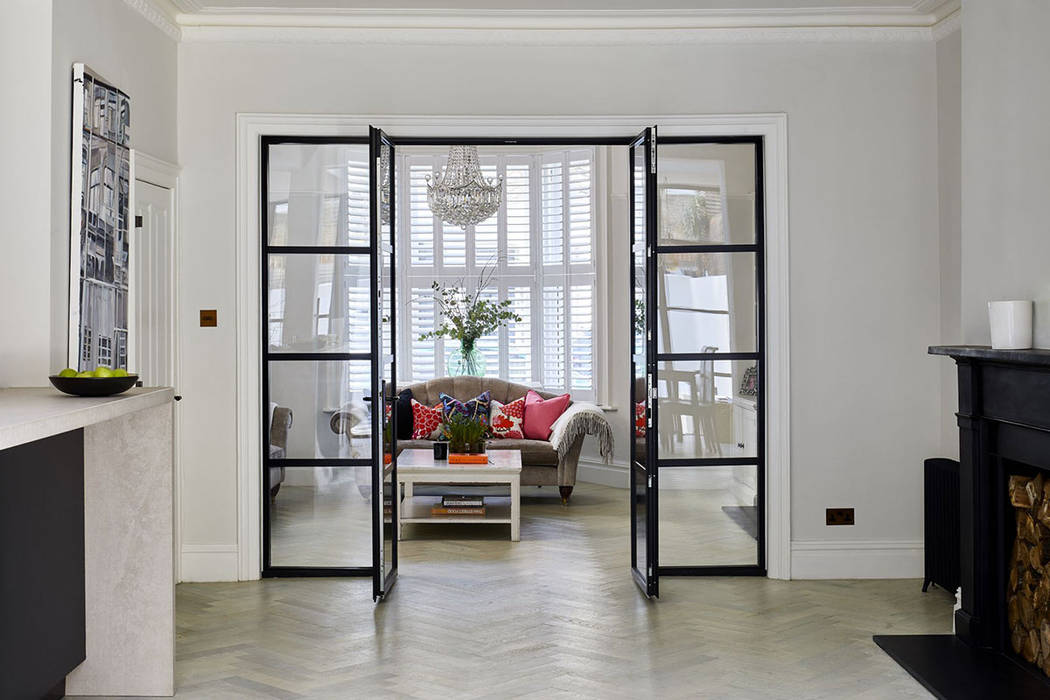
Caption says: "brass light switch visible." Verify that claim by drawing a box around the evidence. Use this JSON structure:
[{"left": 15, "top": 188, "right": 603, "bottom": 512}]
[{"left": 200, "top": 309, "right": 217, "bottom": 327}]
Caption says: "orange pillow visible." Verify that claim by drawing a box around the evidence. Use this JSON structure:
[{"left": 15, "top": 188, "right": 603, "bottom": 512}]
[{"left": 522, "top": 390, "right": 570, "bottom": 440}]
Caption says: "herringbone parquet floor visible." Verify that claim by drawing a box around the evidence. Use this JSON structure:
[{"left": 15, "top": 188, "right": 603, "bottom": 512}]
[{"left": 160, "top": 483, "right": 949, "bottom": 699}]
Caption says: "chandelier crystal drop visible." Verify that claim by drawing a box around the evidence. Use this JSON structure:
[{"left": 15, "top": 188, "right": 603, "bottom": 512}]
[{"left": 426, "top": 146, "right": 503, "bottom": 228}]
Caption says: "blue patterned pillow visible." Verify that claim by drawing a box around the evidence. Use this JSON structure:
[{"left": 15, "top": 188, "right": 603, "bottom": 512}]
[{"left": 439, "top": 391, "right": 491, "bottom": 430}]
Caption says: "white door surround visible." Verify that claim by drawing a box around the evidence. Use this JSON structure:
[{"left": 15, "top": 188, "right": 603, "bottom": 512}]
[
  {"left": 132, "top": 151, "right": 184, "bottom": 582},
  {"left": 234, "top": 113, "right": 791, "bottom": 581}
]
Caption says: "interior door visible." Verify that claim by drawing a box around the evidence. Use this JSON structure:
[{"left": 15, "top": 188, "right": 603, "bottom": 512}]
[
  {"left": 133, "top": 179, "right": 175, "bottom": 386},
  {"left": 629, "top": 127, "right": 659, "bottom": 598},
  {"left": 370, "top": 126, "right": 398, "bottom": 601}
]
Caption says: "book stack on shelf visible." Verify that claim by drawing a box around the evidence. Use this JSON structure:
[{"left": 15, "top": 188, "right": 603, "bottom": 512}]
[{"left": 431, "top": 494, "right": 486, "bottom": 516}]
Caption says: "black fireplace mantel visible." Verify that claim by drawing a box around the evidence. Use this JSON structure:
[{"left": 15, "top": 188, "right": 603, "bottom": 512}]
[{"left": 875, "top": 345, "right": 1050, "bottom": 698}]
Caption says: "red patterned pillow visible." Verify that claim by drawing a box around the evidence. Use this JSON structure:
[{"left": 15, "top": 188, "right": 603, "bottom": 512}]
[
  {"left": 410, "top": 399, "right": 444, "bottom": 440},
  {"left": 490, "top": 397, "right": 525, "bottom": 439},
  {"left": 634, "top": 401, "right": 646, "bottom": 437}
]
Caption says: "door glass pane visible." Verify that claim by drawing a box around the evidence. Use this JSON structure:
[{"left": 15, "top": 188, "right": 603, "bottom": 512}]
[
  {"left": 267, "top": 254, "right": 370, "bottom": 353},
  {"left": 659, "top": 465, "right": 759, "bottom": 566},
  {"left": 657, "top": 143, "right": 756, "bottom": 245},
  {"left": 268, "top": 466, "right": 372, "bottom": 567},
  {"left": 267, "top": 143, "right": 370, "bottom": 247},
  {"left": 657, "top": 252, "right": 756, "bottom": 354},
  {"left": 657, "top": 360, "right": 758, "bottom": 460},
  {"left": 632, "top": 462, "right": 649, "bottom": 573},
  {"left": 267, "top": 360, "right": 372, "bottom": 460}
]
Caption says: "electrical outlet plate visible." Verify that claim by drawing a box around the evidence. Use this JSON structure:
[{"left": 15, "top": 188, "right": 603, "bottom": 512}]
[{"left": 826, "top": 508, "right": 855, "bottom": 526}]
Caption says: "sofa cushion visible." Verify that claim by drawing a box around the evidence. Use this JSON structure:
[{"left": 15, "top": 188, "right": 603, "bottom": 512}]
[
  {"left": 396, "top": 389, "right": 413, "bottom": 440},
  {"left": 401, "top": 376, "right": 569, "bottom": 408},
  {"left": 410, "top": 399, "right": 444, "bottom": 440},
  {"left": 485, "top": 438, "right": 558, "bottom": 466},
  {"left": 439, "top": 390, "right": 491, "bottom": 429},
  {"left": 490, "top": 397, "right": 525, "bottom": 439},
  {"left": 523, "top": 390, "right": 570, "bottom": 440}
]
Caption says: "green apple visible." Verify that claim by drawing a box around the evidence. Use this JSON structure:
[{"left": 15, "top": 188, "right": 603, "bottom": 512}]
[
  {"left": 57, "top": 368, "right": 77, "bottom": 378},
  {"left": 75, "top": 371, "right": 93, "bottom": 378},
  {"left": 114, "top": 368, "right": 129, "bottom": 377},
  {"left": 93, "top": 366, "right": 115, "bottom": 378}
]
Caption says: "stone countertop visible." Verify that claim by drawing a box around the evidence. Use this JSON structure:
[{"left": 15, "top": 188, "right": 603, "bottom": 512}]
[{"left": 0, "top": 387, "right": 174, "bottom": 451}]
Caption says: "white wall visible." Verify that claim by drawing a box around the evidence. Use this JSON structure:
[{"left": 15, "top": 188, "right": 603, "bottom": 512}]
[
  {"left": 961, "top": 0, "right": 1050, "bottom": 347},
  {"left": 0, "top": 1, "right": 53, "bottom": 388},
  {"left": 937, "top": 28, "right": 962, "bottom": 458},
  {"left": 178, "top": 37, "right": 942, "bottom": 579},
  {"left": 0, "top": 1, "right": 178, "bottom": 388},
  {"left": 50, "top": 0, "right": 179, "bottom": 373}
]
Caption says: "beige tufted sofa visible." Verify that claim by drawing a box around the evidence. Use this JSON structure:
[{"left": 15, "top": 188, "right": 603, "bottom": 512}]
[{"left": 398, "top": 376, "right": 583, "bottom": 503}]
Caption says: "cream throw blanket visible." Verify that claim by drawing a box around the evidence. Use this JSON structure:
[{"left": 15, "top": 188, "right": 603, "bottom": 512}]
[{"left": 548, "top": 401, "right": 614, "bottom": 463}]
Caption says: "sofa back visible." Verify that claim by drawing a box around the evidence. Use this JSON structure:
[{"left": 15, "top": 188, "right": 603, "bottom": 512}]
[{"left": 401, "top": 376, "right": 567, "bottom": 406}]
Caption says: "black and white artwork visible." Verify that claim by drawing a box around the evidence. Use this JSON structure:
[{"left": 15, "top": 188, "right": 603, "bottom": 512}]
[{"left": 68, "top": 63, "right": 132, "bottom": 371}]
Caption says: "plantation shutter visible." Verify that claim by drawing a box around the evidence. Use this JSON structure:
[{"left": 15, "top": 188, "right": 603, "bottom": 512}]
[{"left": 397, "top": 148, "right": 597, "bottom": 399}]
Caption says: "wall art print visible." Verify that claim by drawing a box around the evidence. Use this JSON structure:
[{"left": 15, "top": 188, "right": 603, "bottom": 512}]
[{"left": 68, "top": 63, "right": 132, "bottom": 371}]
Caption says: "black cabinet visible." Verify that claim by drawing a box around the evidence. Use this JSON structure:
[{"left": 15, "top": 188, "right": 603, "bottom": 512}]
[{"left": 0, "top": 430, "right": 86, "bottom": 699}]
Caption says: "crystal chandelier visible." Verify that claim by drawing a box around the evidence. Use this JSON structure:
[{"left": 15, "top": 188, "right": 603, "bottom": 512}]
[{"left": 426, "top": 146, "right": 503, "bottom": 227}]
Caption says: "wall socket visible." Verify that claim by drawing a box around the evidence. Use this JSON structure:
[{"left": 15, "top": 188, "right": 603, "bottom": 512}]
[{"left": 826, "top": 508, "right": 855, "bottom": 526}]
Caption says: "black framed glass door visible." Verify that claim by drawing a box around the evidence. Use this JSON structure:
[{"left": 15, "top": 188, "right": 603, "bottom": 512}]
[
  {"left": 629, "top": 127, "right": 659, "bottom": 598},
  {"left": 370, "top": 126, "right": 398, "bottom": 600},
  {"left": 653, "top": 136, "right": 766, "bottom": 577}
]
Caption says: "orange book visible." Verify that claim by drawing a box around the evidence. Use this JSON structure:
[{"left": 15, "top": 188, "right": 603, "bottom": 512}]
[{"left": 448, "top": 453, "right": 489, "bottom": 464}]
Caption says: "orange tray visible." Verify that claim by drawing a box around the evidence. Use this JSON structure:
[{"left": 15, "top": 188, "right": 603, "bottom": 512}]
[{"left": 448, "top": 453, "right": 489, "bottom": 464}]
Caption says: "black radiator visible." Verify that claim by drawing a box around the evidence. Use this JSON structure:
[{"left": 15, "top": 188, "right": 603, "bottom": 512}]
[{"left": 923, "top": 457, "right": 960, "bottom": 593}]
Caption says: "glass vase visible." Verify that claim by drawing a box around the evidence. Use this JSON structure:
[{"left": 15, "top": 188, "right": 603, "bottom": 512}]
[{"left": 447, "top": 344, "right": 486, "bottom": 377}]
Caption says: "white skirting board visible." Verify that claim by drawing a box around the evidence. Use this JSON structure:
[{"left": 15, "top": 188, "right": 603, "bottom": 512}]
[
  {"left": 577, "top": 458, "right": 629, "bottom": 488},
  {"left": 180, "top": 544, "right": 240, "bottom": 582},
  {"left": 790, "top": 540, "right": 924, "bottom": 579}
]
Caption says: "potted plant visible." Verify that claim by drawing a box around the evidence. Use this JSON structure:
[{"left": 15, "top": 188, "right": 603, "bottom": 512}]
[
  {"left": 418, "top": 259, "right": 521, "bottom": 376},
  {"left": 443, "top": 413, "right": 487, "bottom": 456}
]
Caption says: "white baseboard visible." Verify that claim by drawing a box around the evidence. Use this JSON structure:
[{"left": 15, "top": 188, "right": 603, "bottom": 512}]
[
  {"left": 577, "top": 458, "right": 628, "bottom": 488},
  {"left": 180, "top": 544, "right": 240, "bottom": 582},
  {"left": 791, "top": 539, "right": 924, "bottom": 579}
]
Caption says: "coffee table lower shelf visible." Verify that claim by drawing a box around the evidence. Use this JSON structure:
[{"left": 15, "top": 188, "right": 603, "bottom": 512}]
[{"left": 399, "top": 496, "right": 516, "bottom": 540}]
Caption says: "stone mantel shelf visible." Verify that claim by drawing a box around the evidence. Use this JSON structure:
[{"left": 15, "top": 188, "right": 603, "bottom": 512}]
[
  {"left": 0, "top": 387, "right": 174, "bottom": 451},
  {"left": 929, "top": 345, "right": 1050, "bottom": 367}
]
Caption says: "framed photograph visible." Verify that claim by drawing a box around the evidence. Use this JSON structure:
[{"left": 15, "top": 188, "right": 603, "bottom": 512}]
[{"left": 68, "top": 63, "right": 132, "bottom": 371}]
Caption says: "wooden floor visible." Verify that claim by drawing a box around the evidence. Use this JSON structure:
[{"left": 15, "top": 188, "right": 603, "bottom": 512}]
[{"left": 164, "top": 482, "right": 950, "bottom": 699}]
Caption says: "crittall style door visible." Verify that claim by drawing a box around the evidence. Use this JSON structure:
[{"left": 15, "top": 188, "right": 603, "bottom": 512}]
[
  {"left": 649, "top": 135, "right": 767, "bottom": 580},
  {"left": 629, "top": 126, "right": 659, "bottom": 597},
  {"left": 370, "top": 126, "right": 398, "bottom": 601}
]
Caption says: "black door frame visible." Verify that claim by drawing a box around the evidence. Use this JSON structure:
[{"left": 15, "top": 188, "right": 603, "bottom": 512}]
[
  {"left": 370, "top": 126, "right": 398, "bottom": 600},
  {"left": 258, "top": 131, "right": 767, "bottom": 582}
]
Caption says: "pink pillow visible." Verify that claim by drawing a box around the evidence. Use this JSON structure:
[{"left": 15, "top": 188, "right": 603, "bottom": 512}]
[{"left": 522, "top": 390, "right": 570, "bottom": 440}]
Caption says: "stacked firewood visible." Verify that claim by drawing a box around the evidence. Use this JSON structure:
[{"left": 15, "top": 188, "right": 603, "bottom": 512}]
[{"left": 1008, "top": 473, "right": 1050, "bottom": 676}]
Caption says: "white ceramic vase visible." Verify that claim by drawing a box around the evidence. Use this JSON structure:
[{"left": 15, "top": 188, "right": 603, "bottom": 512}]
[{"left": 988, "top": 300, "right": 1033, "bottom": 350}]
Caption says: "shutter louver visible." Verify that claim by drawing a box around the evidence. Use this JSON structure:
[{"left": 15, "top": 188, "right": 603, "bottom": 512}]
[
  {"left": 543, "top": 285, "right": 566, "bottom": 388},
  {"left": 505, "top": 163, "right": 530, "bottom": 266},
  {"left": 506, "top": 286, "right": 531, "bottom": 383},
  {"left": 398, "top": 149, "right": 596, "bottom": 399}
]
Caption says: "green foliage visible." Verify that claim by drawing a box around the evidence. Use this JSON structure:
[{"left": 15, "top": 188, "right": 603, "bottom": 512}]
[
  {"left": 417, "top": 258, "right": 522, "bottom": 353},
  {"left": 443, "top": 412, "right": 487, "bottom": 451}
]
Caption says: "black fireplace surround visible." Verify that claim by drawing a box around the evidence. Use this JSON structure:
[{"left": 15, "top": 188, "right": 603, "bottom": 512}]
[{"left": 875, "top": 346, "right": 1050, "bottom": 699}]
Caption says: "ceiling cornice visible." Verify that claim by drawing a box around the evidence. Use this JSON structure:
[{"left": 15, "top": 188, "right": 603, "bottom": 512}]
[
  {"left": 127, "top": 0, "right": 961, "bottom": 45},
  {"left": 123, "top": 0, "right": 182, "bottom": 41}
]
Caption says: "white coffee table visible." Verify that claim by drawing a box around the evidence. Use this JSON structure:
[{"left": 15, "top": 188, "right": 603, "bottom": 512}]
[{"left": 396, "top": 448, "right": 522, "bottom": 541}]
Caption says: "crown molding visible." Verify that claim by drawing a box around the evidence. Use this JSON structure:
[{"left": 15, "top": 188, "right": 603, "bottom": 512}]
[
  {"left": 123, "top": 0, "right": 182, "bottom": 41},
  {"left": 179, "top": 24, "right": 937, "bottom": 44},
  {"left": 931, "top": 7, "right": 961, "bottom": 41},
  {"left": 132, "top": 1, "right": 964, "bottom": 45}
]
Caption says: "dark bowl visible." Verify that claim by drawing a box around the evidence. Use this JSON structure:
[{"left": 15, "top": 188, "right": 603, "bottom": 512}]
[{"left": 49, "top": 374, "right": 139, "bottom": 397}]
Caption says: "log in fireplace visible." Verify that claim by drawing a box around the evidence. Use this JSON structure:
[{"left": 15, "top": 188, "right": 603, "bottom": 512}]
[{"left": 874, "top": 346, "right": 1050, "bottom": 698}]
